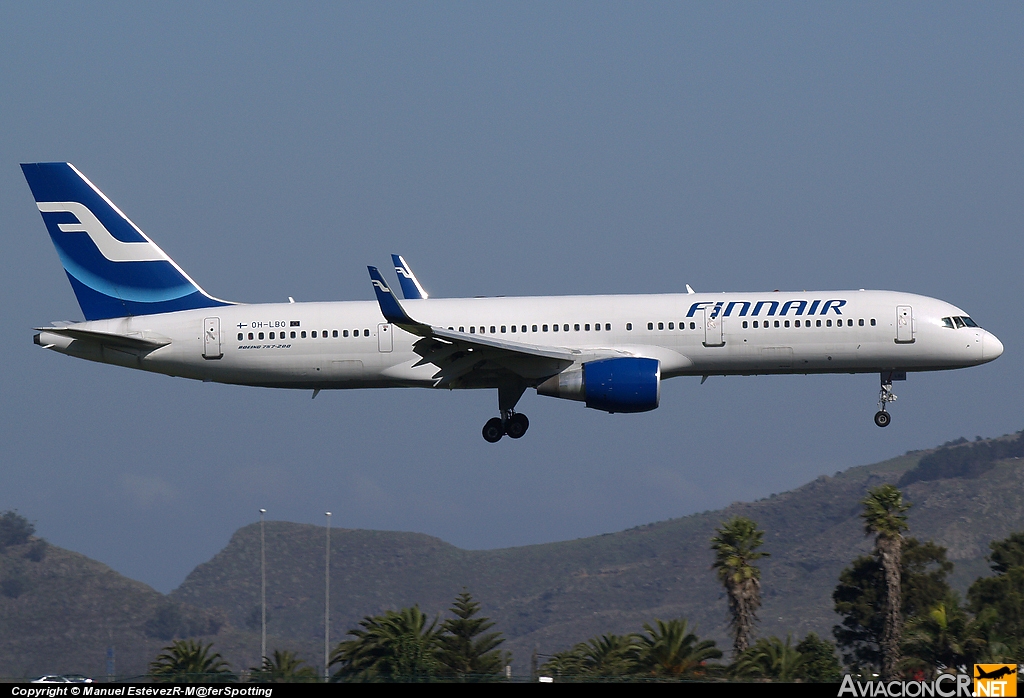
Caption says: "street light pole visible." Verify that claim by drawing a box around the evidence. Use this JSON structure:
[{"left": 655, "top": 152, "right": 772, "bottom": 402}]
[
  {"left": 259, "top": 508, "right": 267, "bottom": 666},
  {"left": 324, "top": 511, "right": 331, "bottom": 682}
]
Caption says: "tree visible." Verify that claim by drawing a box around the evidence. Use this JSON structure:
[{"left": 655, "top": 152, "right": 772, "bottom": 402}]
[
  {"left": 731, "top": 635, "right": 806, "bottom": 682},
  {"left": 149, "top": 640, "right": 235, "bottom": 683},
  {"left": 794, "top": 633, "right": 842, "bottom": 682},
  {"left": 900, "top": 593, "right": 983, "bottom": 677},
  {"left": 0, "top": 511, "right": 34, "bottom": 550},
  {"left": 634, "top": 618, "right": 722, "bottom": 679},
  {"left": 330, "top": 606, "right": 442, "bottom": 682},
  {"left": 435, "top": 590, "right": 505, "bottom": 680},
  {"left": 540, "top": 634, "right": 640, "bottom": 680},
  {"left": 249, "top": 649, "right": 317, "bottom": 682},
  {"left": 834, "top": 538, "right": 951, "bottom": 672},
  {"left": 967, "top": 532, "right": 1024, "bottom": 660},
  {"left": 860, "top": 484, "right": 910, "bottom": 679},
  {"left": 710, "top": 517, "right": 770, "bottom": 657}
]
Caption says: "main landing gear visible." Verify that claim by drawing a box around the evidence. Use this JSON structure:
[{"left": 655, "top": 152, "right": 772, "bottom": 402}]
[
  {"left": 874, "top": 372, "right": 898, "bottom": 428},
  {"left": 482, "top": 412, "right": 530, "bottom": 443},
  {"left": 482, "top": 383, "right": 530, "bottom": 443}
]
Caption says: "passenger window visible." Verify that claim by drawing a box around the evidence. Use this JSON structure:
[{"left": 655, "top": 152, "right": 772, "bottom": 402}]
[
  {"left": 301, "top": 331, "right": 307, "bottom": 338},
  {"left": 491, "top": 326, "right": 496, "bottom": 333},
  {"left": 871, "top": 319, "right": 876, "bottom": 326},
  {"left": 826, "top": 320, "right": 832, "bottom": 327},
  {"left": 794, "top": 320, "right": 800, "bottom": 328},
  {"left": 258, "top": 332, "right": 264, "bottom": 340},
  {"left": 847, "top": 319, "right": 853, "bottom": 327},
  {"left": 753, "top": 321, "right": 758, "bottom": 328},
  {"left": 363, "top": 329, "right": 369, "bottom": 337},
  {"left": 626, "top": 323, "right": 632, "bottom": 331},
  {"left": 585, "top": 324, "right": 591, "bottom": 331},
  {"left": 774, "top": 321, "right": 780, "bottom": 328},
  {"left": 343, "top": 330, "right": 349, "bottom": 337},
  {"left": 605, "top": 324, "right": 611, "bottom": 331},
  {"left": 858, "top": 319, "right": 864, "bottom": 327},
  {"left": 552, "top": 324, "right": 558, "bottom": 332},
  {"left": 688, "top": 322, "right": 694, "bottom": 330},
  {"left": 574, "top": 324, "right": 580, "bottom": 331},
  {"left": 596, "top": 323, "right": 602, "bottom": 331},
  {"left": 470, "top": 327, "right": 476, "bottom": 333},
  {"left": 742, "top": 321, "right": 748, "bottom": 329},
  {"left": 501, "top": 326, "right": 506, "bottom": 333},
  {"left": 510, "top": 325, "right": 516, "bottom": 333},
  {"left": 248, "top": 332, "right": 254, "bottom": 340},
  {"left": 816, "top": 320, "right": 822, "bottom": 327},
  {"left": 784, "top": 321, "right": 790, "bottom": 328},
  {"left": 333, "top": 330, "right": 338, "bottom": 337},
  {"left": 543, "top": 325, "right": 548, "bottom": 332},
  {"left": 532, "top": 325, "right": 538, "bottom": 332},
  {"left": 270, "top": 332, "right": 275, "bottom": 339},
  {"left": 658, "top": 322, "right": 664, "bottom": 330},
  {"left": 290, "top": 331, "right": 296, "bottom": 339},
  {"left": 564, "top": 324, "right": 569, "bottom": 332},
  {"left": 459, "top": 327, "right": 465, "bottom": 332},
  {"left": 237, "top": 333, "right": 244, "bottom": 341},
  {"left": 648, "top": 322, "right": 654, "bottom": 330},
  {"left": 668, "top": 322, "right": 674, "bottom": 329}
]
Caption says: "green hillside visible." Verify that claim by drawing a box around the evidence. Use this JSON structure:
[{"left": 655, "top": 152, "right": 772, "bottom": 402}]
[
  {"left": 171, "top": 431, "right": 1024, "bottom": 673},
  {"left": 3, "top": 430, "right": 1022, "bottom": 678}
]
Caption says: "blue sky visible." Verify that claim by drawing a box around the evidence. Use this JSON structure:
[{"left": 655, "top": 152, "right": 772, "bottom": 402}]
[{"left": 1, "top": 3, "right": 1021, "bottom": 593}]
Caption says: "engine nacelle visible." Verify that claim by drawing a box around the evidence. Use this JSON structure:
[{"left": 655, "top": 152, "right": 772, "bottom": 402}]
[{"left": 537, "top": 357, "right": 661, "bottom": 413}]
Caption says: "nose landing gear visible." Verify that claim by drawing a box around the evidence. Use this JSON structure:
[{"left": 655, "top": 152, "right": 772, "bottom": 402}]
[{"left": 874, "top": 372, "right": 899, "bottom": 428}]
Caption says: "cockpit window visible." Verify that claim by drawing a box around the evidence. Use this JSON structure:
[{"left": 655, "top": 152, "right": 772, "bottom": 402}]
[
  {"left": 941, "top": 317, "right": 954, "bottom": 329},
  {"left": 961, "top": 316, "right": 979, "bottom": 328},
  {"left": 952, "top": 316, "right": 966, "bottom": 329}
]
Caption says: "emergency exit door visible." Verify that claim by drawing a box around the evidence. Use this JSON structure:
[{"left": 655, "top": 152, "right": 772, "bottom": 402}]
[
  {"left": 378, "top": 323, "right": 393, "bottom": 352},
  {"left": 703, "top": 306, "right": 725, "bottom": 347},
  {"left": 203, "top": 317, "right": 222, "bottom": 359},
  {"left": 895, "top": 306, "right": 914, "bottom": 343}
]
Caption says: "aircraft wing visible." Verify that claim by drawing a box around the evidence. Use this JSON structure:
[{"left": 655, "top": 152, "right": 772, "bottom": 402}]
[{"left": 368, "top": 266, "right": 593, "bottom": 387}]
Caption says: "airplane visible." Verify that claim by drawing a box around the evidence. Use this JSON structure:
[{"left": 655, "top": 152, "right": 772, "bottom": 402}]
[{"left": 23, "top": 162, "right": 1004, "bottom": 442}]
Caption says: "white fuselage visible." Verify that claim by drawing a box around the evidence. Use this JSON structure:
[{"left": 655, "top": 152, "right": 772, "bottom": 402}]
[{"left": 36, "top": 289, "right": 1003, "bottom": 392}]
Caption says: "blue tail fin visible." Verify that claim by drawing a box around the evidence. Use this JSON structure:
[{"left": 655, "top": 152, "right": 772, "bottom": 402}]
[
  {"left": 21, "top": 162, "right": 231, "bottom": 320},
  {"left": 391, "top": 254, "right": 429, "bottom": 299}
]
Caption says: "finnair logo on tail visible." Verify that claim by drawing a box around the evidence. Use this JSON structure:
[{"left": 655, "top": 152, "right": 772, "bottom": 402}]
[
  {"left": 37, "top": 202, "right": 168, "bottom": 263},
  {"left": 371, "top": 279, "right": 392, "bottom": 293}
]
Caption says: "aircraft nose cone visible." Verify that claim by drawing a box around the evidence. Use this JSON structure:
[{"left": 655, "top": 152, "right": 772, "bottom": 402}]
[{"left": 983, "top": 332, "right": 1004, "bottom": 362}]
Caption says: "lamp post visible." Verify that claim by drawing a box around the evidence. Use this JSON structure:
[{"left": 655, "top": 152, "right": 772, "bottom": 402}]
[
  {"left": 259, "top": 508, "right": 267, "bottom": 666},
  {"left": 324, "top": 511, "right": 331, "bottom": 682}
]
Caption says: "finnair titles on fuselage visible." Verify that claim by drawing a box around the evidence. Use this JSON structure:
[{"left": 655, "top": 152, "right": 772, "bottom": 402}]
[{"left": 23, "top": 163, "right": 1004, "bottom": 442}]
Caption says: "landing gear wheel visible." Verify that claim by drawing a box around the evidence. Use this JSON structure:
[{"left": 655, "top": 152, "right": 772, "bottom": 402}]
[
  {"left": 874, "top": 411, "right": 891, "bottom": 428},
  {"left": 505, "top": 413, "right": 530, "bottom": 439},
  {"left": 482, "top": 417, "right": 505, "bottom": 443}
]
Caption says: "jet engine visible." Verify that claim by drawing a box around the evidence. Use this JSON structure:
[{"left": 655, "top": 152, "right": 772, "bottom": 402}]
[{"left": 536, "top": 357, "right": 660, "bottom": 413}]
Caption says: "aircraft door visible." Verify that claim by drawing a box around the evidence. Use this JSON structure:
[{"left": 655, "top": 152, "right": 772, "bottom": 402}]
[
  {"left": 703, "top": 306, "right": 725, "bottom": 347},
  {"left": 895, "top": 305, "right": 914, "bottom": 343},
  {"left": 203, "top": 317, "right": 222, "bottom": 359},
  {"left": 378, "top": 323, "right": 393, "bottom": 352}
]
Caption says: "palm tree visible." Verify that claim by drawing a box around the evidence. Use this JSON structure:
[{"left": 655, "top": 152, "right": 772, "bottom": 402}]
[
  {"left": 149, "top": 639, "right": 235, "bottom": 683},
  {"left": 330, "top": 606, "right": 442, "bottom": 682},
  {"left": 711, "top": 517, "right": 770, "bottom": 657},
  {"left": 248, "top": 649, "right": 317, "bottom": 682},
  {"left": 901, "top": 595, "right": 984, "bottom": 678},
  {"left": 731, "top": 635, "right": 806, "bottom": 681},
  {"left": 635, "top": 618, "right": 722, "bottom": 678},
  {"left": 861, "top": 484, "right": 910, "bottom": 680},
  {"left": 435, "top": 590, "right": 505, "bottom": 680}
]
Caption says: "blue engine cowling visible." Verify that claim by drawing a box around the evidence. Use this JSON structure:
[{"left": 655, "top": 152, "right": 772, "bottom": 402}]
[{"left": 536, "top": 357, "right": 661, "bottom": 413}]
